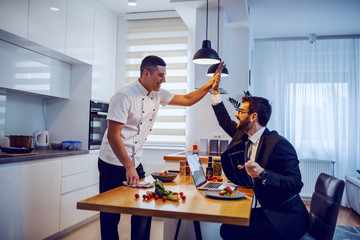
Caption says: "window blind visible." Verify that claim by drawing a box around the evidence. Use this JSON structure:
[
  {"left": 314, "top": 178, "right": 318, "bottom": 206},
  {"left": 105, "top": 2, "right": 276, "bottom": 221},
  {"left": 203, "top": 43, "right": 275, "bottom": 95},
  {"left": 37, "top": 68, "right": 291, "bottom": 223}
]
[{"left": 125, "top": 17, "right": 188, "bottom": 146}]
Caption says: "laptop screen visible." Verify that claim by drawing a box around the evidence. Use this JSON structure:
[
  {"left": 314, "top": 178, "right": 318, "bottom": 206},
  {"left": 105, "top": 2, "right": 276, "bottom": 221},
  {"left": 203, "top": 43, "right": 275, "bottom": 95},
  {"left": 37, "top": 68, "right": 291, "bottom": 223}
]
[{"left": 186, "top": 153, "right": 207, "bottom": 187}]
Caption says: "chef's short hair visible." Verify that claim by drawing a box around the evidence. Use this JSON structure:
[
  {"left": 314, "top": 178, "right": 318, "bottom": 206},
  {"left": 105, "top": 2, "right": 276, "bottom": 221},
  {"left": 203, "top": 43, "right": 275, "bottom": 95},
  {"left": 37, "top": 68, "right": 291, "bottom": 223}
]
[{"left": 140, "top": 55, "right": 166, "bottom": 77}]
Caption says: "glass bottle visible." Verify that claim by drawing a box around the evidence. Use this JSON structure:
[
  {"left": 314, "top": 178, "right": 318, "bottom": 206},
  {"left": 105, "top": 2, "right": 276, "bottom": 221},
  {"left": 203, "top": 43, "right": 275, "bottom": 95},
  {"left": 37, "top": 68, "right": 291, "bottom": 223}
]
[
  {"left": 206, "top": 156, "right": 214, "bottom": 178},
  {"left": 193, "top": 144, "right": 199, "bottom": 155},
  {"left": 179, "top": 161, "right": 186, "bottom": 177},
  {"left": 213, "top": 159, "right": 222, "bottom": 176}
]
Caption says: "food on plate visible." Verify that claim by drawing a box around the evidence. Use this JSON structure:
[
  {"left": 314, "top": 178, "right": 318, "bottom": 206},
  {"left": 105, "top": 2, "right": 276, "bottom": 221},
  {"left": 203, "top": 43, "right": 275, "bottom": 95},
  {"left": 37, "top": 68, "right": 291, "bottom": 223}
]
[
  {"left": 206, "top": 176, "right": 223, "bottom": 182},
  {"left": 159, "top": 171, "right": 168, "bottom": 176},
  {"left": 219, "top": 186, "right": 235, "bottom": 197}
]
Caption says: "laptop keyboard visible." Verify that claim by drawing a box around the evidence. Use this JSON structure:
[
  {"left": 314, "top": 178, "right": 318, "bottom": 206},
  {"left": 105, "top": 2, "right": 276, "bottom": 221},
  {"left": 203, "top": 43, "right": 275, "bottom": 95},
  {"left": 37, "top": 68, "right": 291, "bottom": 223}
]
[{"left": 203, "top": 182, "right": 223, "bottom": 189}]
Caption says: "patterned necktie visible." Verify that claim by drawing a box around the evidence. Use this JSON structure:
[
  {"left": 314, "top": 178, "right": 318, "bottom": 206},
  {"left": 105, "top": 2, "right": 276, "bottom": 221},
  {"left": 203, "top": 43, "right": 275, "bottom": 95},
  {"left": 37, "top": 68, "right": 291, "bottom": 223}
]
[
  {"left": 245, "top": 140, "right": 253, "bottom": 162},
  {"left": 245, "top": 140, "right": 255, "bottom": 187}
]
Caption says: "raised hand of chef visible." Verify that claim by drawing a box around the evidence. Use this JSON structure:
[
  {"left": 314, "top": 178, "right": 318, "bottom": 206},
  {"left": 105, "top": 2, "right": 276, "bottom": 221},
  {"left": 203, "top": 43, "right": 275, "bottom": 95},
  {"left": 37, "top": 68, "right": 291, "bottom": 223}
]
[{"left": 245, "top": 161, "right": 264, "bottom": 178}]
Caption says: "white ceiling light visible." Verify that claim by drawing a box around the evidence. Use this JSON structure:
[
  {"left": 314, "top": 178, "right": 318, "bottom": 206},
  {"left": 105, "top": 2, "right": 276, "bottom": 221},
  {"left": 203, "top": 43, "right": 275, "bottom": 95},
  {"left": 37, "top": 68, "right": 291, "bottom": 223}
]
[{"left": 128, "top": 0, "right": 137, "bottom": 7}]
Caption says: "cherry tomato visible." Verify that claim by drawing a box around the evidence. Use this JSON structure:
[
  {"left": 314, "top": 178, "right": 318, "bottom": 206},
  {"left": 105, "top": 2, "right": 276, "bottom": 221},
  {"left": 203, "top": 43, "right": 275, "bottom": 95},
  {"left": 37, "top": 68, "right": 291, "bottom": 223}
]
[
  {"left": 179, "top": 192, "right": 184, "bottom": 196},
  {"left": 174, "top": 192, "right": 179, "bottom": 195},
  {"left": 142, "top": 194, "right": 147, "bottom": 199},
  {"left": 135, "top": 193, "right": 139, "bottom": 199},
  {"left": 162, "top": 196, "right": 166, "bottom": 202},
  {"left": 148, "top": 193, "right": 153, "bottom": 198},
  {"left": 181, "top": 195, "right": 186, "bottom": 200},
  {"left": 154, "top": 195, "right": 159, "bottom": 200}
]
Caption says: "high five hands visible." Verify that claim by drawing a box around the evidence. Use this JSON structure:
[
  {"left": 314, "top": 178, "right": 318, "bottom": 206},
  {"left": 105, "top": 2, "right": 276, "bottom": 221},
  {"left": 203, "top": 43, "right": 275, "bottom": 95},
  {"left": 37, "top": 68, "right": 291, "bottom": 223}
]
[{"left": 211, "top": 62, "right": 226, "bottom": 95}]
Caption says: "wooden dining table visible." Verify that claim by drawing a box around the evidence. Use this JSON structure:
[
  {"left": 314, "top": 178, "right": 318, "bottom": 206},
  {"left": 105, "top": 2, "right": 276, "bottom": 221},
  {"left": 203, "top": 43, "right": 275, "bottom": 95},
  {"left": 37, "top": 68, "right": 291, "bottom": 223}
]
[{"left": 77, "top": 175, "right": 254, "bottom": 239}]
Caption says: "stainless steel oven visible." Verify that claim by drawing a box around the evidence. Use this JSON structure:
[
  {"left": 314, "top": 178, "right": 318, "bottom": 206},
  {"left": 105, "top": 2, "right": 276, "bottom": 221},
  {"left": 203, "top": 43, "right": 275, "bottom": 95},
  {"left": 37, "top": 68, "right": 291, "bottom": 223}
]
[{"left": 88, "top": 100, "right": 109, "bottom": 150}]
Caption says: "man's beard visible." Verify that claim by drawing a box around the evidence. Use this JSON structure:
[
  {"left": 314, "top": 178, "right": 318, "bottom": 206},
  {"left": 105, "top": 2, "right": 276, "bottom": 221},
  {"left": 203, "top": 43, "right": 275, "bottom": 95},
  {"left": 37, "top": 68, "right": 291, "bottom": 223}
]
[{"left": 236, "top": 115, "right": 251, "bottom": 132}]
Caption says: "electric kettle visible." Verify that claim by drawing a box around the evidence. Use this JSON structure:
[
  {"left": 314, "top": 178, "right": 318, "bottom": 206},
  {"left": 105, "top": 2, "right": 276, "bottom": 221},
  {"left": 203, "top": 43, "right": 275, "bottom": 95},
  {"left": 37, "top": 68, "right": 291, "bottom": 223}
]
[{"left": 34, "top": 131, "right": 49, "bottom": 149}]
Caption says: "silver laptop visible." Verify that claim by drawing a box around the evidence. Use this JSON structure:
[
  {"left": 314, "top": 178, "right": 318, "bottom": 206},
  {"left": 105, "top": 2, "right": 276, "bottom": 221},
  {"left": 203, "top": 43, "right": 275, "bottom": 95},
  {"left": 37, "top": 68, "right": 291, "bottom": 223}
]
[{"left": 186, "top": 153, "right": 237, "bottom": 191}]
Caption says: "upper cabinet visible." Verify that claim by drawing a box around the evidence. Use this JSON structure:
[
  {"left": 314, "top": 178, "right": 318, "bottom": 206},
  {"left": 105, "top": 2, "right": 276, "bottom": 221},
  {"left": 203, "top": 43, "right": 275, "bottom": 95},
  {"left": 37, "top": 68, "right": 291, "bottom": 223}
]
[
  {"left": 93, "top": 2, "right": 117, "bottom": 72},
  {"left": 0, "top": 0, "right": 28, "bottom": 38},
  {"left": 0, "top": 0, "right": 117, "bottom": 100},
  {"left": 0, "top": 40, "right": 71, "bottom": 99},
  {"left": 66, "top": 0, "right": 95, "bottom": 65},
  {"left": 28, "top": 0, "right": 67, "bottom": 54}
]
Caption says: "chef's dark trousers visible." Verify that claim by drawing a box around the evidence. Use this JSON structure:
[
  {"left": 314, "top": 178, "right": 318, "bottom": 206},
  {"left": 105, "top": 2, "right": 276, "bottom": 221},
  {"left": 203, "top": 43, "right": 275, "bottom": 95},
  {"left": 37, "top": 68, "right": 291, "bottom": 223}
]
[
  {"left": 98, "top": 158, "right": 152, "bottom": 240},
  {"left": 220, "top": 208, "right": 283, "bottom": 240}
]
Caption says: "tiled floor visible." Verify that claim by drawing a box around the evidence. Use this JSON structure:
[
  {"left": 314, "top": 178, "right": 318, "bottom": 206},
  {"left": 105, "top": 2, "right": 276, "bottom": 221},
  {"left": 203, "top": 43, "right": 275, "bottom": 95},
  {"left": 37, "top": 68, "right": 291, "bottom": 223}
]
[
  {"left": 59, "top": 214, "right": 163, "bottom": 240},
  {"left": 57, "top": 205, "right": 359, "bottom": 240}
]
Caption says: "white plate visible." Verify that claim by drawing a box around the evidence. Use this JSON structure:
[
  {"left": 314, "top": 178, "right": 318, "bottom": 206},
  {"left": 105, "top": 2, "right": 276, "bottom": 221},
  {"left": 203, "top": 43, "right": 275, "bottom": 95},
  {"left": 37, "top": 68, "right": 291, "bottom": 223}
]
[
  {"left": 122, "top": 181, "right": 154, "bottom": 188},
  {"left": 203, "top": 190, "right": 246, "bottom": 200}
]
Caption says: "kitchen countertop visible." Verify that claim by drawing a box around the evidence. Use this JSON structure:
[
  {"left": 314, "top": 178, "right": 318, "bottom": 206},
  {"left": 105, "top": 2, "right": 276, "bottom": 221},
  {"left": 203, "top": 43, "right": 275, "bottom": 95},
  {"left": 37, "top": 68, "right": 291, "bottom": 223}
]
[{"left": 0, "top": 149, "right": 90, "bottom": 165}]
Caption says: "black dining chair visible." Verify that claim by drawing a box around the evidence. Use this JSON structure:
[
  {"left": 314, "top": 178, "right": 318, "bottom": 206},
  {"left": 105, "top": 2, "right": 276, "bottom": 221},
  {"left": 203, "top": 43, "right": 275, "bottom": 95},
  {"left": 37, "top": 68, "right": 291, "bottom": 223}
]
[{"left": 301, "top": 172, "right": 345, "bottom": 240}]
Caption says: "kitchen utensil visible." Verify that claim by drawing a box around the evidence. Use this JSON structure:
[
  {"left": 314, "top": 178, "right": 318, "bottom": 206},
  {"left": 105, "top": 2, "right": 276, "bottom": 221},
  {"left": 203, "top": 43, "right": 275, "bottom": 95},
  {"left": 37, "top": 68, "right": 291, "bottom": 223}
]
[
  {"left": 203, "top": 190, "right": 246, "bottom": 200},
  {"left": 51, "top": 141, "right": 63, "bottom": 150},
  {"left": 9, "top": 135, "right": 32, "bottom": 148},
  {"left": 0, "top": 146, "right": 33, "bottom": 154},
  {"left": 62, "top": 141, "right": 81, "bottom": 150},
  {"left": 34, "top": 131, "right": 49, "bottom": 149},
  {"left": 151, "top": 172, "right": 178, "bottom": 182}
]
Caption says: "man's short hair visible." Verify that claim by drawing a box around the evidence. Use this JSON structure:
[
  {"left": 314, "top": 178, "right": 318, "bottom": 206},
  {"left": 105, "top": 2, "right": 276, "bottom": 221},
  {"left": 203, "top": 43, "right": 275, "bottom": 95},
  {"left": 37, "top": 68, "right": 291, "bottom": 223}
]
[
  {"left": 242, "top": 96, "right": 272, "bottom": 127},
  {"left": 140, "top": 55, "right": 166, "bottom": 77}
]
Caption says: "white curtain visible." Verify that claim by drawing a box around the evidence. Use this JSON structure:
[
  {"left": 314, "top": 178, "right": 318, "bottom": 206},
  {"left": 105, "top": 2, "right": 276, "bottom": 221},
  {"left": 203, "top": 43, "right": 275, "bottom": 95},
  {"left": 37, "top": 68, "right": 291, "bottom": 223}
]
[{"left": 271, "top": 38, "right": 360, "bottom": 205}]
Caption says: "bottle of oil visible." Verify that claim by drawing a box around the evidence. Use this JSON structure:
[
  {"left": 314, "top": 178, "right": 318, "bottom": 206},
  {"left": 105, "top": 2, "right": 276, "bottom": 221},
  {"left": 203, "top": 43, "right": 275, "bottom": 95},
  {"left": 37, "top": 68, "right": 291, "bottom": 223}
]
[{"left": 206, "top": 156, "right": 213, "bottom": 178}]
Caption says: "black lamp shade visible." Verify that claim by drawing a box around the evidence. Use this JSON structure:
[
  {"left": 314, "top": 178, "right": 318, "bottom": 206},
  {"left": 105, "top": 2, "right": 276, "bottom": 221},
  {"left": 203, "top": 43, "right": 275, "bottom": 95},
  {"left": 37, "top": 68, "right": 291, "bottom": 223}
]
[
  {"left": 192, "top": 40, "right": 220, "bottom": 65},
  {"left": 207, "top": 62, "right": 229, "bottom": 77}
]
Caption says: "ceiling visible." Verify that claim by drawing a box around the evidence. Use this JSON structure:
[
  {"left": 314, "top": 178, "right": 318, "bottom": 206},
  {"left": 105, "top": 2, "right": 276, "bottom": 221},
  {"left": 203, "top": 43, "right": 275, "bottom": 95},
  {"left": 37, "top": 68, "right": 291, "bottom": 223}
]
[{"left": 98, "top": 0, "right": 360, "bottom": 38}]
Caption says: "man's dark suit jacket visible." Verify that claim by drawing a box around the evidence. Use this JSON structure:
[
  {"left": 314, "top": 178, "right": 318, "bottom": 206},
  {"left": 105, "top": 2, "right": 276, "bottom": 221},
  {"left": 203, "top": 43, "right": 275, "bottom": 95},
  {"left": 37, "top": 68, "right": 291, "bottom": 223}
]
[{"left": 213, "top": 102, "right": 309, "bottom": 240}]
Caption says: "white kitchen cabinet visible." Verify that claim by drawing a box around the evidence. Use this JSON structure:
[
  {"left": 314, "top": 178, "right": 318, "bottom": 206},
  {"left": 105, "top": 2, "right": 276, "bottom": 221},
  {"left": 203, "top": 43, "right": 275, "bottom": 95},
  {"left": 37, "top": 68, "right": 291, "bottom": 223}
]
[
  {"left": 91, "top": 66, "right": 115, "bottom": 102},
  {"left": 66, "top": 0, "right": 95, "bottom": 65},
  {"left": 0, "top": 0, "right": 29, "bottom": 38},
  {"left": 93, "top": 1, "right": 117, "bottom": 72},
  {"left": 0, "top": 39, "right": 71, "bottom": 98},
  {"left": 28, "top": 0, "right": 67, "bottom": 53},
  {"left": 0, "top": 159, "right": 62, "bottom": 240},
  {"left": 60, "top": 152, "right": 100, "bottom": 231}
]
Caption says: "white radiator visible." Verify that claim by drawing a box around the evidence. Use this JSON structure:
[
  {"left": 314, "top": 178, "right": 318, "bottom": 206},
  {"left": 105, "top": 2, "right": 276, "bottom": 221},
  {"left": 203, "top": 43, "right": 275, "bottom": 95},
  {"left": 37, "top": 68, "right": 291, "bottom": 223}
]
[{"left": 299, "top": 160, "right": 334, "bottom": 198}]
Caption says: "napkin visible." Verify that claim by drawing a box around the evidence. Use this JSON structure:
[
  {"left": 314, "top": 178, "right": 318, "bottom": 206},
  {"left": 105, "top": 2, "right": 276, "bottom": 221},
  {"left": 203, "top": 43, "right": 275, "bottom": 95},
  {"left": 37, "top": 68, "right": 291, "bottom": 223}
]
[{"left": 122, "top": 181, "right": 154, "bottom": 188}]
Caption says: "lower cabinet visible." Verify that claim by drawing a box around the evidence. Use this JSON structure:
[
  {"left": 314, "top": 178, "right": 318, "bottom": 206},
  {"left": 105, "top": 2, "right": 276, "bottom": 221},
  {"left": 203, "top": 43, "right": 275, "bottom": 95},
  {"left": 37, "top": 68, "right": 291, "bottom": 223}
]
[
  {"left": 60, "top": 152, "right": 99, "bottom": 231},
  {"left": 0, "top": 159, "right": 62, "bottom": 240},
  {"left": 0, "top": 152, "right": 100, "bottom": 240},
  {"left": 60, "top": 185, "right": 98, "bottom": 230}
]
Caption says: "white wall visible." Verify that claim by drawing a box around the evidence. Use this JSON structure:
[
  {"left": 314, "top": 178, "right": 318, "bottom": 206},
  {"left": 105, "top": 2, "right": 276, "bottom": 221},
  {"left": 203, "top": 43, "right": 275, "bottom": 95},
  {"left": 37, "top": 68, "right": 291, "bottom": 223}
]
[
  {"left": 251, "top": 40, "right": 277, "bottom": 130},
  {"left": 5, "top": 91, "right": 46, "bottom": 137}
]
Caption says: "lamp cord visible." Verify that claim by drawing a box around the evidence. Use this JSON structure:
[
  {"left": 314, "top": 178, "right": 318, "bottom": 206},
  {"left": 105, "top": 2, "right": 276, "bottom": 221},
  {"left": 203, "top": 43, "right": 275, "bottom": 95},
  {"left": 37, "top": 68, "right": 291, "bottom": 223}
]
[
  {"left": 217, "top": 0, "right": 220, "bottom": 53},
  {"left": 206, "top": 0, "right": 209, "bottom": 40}
]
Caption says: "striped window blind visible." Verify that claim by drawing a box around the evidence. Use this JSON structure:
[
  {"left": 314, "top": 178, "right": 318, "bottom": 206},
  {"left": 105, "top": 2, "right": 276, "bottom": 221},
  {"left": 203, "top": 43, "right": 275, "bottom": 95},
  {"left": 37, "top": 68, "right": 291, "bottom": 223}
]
[{"left": 125, "top": 17, "right": 188, "bottom": 147}]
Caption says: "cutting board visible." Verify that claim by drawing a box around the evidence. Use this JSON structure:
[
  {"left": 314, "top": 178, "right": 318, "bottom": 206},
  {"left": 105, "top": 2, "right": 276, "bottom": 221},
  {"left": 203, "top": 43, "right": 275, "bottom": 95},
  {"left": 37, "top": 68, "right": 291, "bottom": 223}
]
[{"left": 0, "top": 152, "right": 39, "bottom": 157}]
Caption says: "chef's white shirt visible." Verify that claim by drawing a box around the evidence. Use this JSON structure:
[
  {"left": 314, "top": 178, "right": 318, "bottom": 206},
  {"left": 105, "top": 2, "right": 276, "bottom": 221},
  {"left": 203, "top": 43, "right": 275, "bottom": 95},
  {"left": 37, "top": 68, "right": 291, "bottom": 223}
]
[{"left": 99, "top": 80, "right": 175, "bottom": 167}]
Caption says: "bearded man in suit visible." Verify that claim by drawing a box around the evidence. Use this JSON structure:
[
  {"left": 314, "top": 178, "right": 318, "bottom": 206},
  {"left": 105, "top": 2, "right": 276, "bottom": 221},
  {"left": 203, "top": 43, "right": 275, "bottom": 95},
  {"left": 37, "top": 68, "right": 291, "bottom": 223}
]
[{"left": 211, "top": 78, "right": 309, "bottom": 240}]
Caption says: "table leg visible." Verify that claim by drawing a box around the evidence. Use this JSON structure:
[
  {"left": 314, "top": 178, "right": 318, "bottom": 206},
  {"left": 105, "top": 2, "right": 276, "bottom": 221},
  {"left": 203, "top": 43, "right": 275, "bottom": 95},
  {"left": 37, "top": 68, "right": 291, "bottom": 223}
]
[
  {"left": 174, "top": 219, "right": 182, "bottom": 240},
  {"left": 193, "top": 221, "right": 203, "bottom": 240}
]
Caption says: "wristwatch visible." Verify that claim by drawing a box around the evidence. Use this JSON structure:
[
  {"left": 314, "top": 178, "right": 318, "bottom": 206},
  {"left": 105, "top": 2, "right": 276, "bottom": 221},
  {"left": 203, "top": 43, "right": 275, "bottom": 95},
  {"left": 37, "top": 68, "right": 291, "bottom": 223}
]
[{"left": 259, "top": 170, "right": 267, "bottom": 185}]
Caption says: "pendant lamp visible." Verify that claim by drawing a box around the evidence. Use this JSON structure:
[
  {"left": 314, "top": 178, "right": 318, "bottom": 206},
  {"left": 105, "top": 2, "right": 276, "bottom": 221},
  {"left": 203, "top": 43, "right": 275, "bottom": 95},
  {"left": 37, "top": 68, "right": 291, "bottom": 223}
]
[
  {"left": 192, "top": 0, "right": 220, "bottom": 65},
  {"left": 207, "top": 0, "right": 229, "bottom": 77}
]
